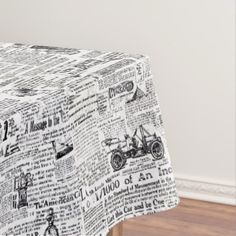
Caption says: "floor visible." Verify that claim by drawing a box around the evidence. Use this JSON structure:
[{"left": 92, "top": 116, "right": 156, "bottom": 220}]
[{"left": 123, "top": 198, "right": 236, "bottom": 236}]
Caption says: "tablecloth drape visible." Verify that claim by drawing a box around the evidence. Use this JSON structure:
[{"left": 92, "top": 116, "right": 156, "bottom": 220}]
[{"left": 0, "top": 42, "right": 179, "bottom": 236}]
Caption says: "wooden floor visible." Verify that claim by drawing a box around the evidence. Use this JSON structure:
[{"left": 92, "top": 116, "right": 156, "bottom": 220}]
[{"left": 122, "top": 198, "right": 236, "bottom": 236}]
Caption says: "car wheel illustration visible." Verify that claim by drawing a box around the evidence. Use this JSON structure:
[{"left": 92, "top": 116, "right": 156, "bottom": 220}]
[
  {"left": 149, "top": 138, "right": 164, "bottom": 160},
  {"left": 110, "top": 150, "right": 127, "bottom": 171}
]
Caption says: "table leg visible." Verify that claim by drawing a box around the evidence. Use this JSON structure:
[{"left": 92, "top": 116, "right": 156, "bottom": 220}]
[{"left": 107, "top": 222, "right": 123, "bottom": 236}]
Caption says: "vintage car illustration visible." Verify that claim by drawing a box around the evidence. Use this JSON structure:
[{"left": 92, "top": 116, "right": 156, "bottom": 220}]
[{"left": 102, "top": 125, "right": 165, "bottom": 171}]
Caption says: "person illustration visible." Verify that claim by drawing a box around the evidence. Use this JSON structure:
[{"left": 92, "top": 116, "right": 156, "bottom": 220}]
[
  {"left": 124, "top": 134, "right": 132, "bottom": 151},
  {"left": 125, "top": 134, "right": 138, "bottom": 150},
  {"left": 44, "top": 208, "right": 59, "bottom": 236},
  {"left": 14, "top": 172, "right": 33, "bottom": 208}
]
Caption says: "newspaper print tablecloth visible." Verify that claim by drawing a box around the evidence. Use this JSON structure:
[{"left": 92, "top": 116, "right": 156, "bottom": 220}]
[{"left": 0, "top": 42, "right": 179, "bottom": 236}]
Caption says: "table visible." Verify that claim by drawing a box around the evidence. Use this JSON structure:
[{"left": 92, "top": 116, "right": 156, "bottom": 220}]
[
  {"left": 0, "top": 42, "right": 179, "bottom": 236},
  {"left": 107, "top": 223, "right": 123, "bottom": 236}
]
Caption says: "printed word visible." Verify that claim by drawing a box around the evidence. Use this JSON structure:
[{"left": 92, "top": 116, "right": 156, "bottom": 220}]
[{"left": 109, "top": 81, "right": 134, "bottom": 98}]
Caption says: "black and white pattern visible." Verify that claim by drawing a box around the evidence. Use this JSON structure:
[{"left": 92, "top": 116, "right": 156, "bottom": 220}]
[{"left": 0, "top": 42, "right": 179, "bottom": 236}]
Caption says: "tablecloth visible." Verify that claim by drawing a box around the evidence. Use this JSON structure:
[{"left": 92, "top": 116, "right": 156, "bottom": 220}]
[{"left": 0, "top": 42, "right": 179, "bottom": 236}]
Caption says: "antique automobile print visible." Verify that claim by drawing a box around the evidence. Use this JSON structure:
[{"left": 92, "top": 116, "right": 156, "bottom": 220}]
[{"left": 102, "top": 125, "right": 165, "bottom": 171}]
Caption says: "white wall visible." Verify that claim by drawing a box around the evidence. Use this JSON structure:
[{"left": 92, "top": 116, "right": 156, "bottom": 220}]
[{"left": 0, "top": 0, "right": 235, "bottom": 195}]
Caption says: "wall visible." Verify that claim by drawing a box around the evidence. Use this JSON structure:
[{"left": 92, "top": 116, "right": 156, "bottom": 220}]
[{"left": 0, "top": 0, "right": 235, "bottom": 204}]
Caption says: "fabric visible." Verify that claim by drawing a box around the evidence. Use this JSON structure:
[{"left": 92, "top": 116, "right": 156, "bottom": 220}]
[{"left": 0, "top": 42, "right": 179, "bottom": 236}]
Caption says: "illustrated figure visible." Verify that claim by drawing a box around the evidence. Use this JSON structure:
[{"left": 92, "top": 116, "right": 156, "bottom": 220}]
[
  {"left": 14, "top": 172, "right": 33, "bottom": 209},
  {"left": 44, "top": 208, "right": 59, "bottom": 236},
  {"left": 124, "top": 134, "right": 132, "bottom": 151}
]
